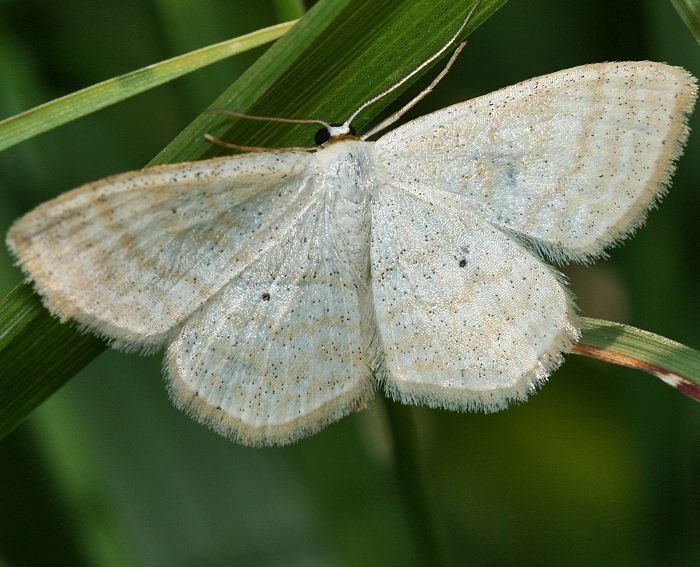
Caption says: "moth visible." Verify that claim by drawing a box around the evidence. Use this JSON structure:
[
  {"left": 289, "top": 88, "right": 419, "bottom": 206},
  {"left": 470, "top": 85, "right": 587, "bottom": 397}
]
[{"left": 6, "top": 13, "right": 697, "bottom": 445}]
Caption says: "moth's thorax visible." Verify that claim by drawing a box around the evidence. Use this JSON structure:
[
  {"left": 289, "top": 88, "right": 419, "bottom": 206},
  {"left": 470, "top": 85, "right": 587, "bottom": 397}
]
[
  {"left": 312, "top": 140, "right": 375, "bottom": 285},
  {"left": 313, "top": 139, "right": 377, "bottom": 198}
]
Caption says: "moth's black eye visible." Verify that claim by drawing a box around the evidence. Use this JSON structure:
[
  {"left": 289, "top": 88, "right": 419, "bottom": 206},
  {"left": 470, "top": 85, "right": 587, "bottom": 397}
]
[{"left": 315, "top": 128, "right": 331, "bottom": 146}]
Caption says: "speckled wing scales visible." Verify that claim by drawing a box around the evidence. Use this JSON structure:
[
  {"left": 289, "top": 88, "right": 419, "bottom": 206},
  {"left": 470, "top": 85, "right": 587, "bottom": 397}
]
[
  {"left": 7, "top": 152, "right": 314, "bottom": 351},
  {"left": 370, "top": 186, "right": 578, "bottom": 411},
  {"left": 375, "top": 62, "right": 697, "bottom": 263},
  {"left": 8, "top": 61, "right": 696, "bottom": 443},
  {"left": 167, "top": 190, "right": 375, "bottom": 446}
]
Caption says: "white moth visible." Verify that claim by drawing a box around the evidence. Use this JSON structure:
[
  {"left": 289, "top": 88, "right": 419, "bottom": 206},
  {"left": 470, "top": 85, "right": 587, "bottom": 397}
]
[{"left": 6, "top": 13, "right": 697, "bottom": 445}]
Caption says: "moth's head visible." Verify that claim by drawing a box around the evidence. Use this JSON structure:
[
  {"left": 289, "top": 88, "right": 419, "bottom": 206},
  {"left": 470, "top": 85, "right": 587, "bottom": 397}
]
[{"left": 315, "top": 123, "right": 358, "bottom": 146}]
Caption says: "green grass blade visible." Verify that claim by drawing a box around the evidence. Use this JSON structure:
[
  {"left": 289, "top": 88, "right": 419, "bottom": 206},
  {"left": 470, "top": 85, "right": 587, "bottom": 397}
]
[
  {"left": 382, "top": 398, "right": 445, "bottom": 567},
  {"left": 576, "top": 317, "right": 700, "bottom": 402},
  {"left": 0, "top": 0, "right": 506, "bottom": 439},
  {"left": 0, "top": 285, "right": 104, "bottom": 439},
  {"left": 0, "top": 21, "right": 295, "bottom": 152},
  {"left": 273, "top": 0, "right": 306, "bottom": 21},
  {"left": 671, "top": 0, "right": 700, "bottom": 43},
  {"left": 150, "top": 0, "right": 506, "bottom": 165}
]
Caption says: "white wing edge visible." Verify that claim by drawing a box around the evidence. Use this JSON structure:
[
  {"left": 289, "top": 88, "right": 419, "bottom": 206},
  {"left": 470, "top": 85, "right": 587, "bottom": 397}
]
[
  {"left": 164, "top": 345, "right": 376, "bottom": 447},
  {"left": 532, "top": 63, "right": 699, "bottom": 265},
  {"left": 380, "top": 273, "right": 581, "bottom": 414},
  {"left": 5, "top": 166, "right": 187, "bottom": 354}
]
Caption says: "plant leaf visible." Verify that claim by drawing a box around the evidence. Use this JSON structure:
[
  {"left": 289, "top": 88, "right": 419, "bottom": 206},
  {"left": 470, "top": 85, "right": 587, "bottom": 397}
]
[
  {"left": 0, "top": 285, "right": 104, "bottom": 439},
  {"left": 671, "top": 0, "right": 700, "bottom": 44},
  {"left": 0, "top": 0, "right": 506, "bottom": 439},
  {"left": 0, "top": 21, "right": 295, "bottom": 152},
  {"left": 273, "top": 0, "right": 307, "bottom": 21},
  {"left": 575, "top": 317, "right": 700, "bottom": 402}
]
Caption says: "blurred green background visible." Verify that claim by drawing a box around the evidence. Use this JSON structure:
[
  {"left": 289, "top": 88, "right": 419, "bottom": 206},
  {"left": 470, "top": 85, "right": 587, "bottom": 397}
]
[{"left": 1, "top": 0, "right": 699, "bottom": 566}]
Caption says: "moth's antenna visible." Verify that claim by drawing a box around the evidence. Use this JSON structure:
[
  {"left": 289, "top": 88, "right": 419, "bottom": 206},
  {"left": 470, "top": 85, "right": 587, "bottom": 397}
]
[
  {"left": 204, "top": 133, "right": 317, "bottom": 153},
  {"left": 341, "top": 0, "right": 481, "bottom": 135},
  {"left": 204, "top": 109, "right": 329, "bottom": 152},
  {"left": 205, "top": 109, "right": 332, "bottom": 130},
  {"left": 205, "top": 1, "right": 480, "bottom": 147},
  {"left": 361, "top": 41, "right": 466, "bottom": 140}
]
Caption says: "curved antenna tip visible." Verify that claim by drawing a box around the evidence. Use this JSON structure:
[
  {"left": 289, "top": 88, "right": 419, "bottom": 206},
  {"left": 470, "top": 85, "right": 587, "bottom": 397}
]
[{"left": 345, "top": 0, "right": 481, "bottom": 130}]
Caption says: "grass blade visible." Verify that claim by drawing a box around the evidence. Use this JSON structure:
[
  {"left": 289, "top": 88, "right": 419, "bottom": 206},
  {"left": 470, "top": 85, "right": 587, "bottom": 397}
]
[
  {"left": 0, "top": 285, "right": 104, "bottom": 439},
  {"left": 576, "top": 317, "right": 700, "bottom": 402},
  {"left": 274, "top": 0, "right": 306, "bottom": 21},
  {"left": 0, "top": 21, "right": 295, "bottom": 152},
  {"left": 671, "top": 0, "right": 700, "bottom": 44}
]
